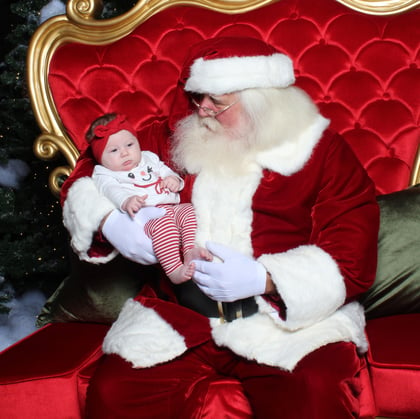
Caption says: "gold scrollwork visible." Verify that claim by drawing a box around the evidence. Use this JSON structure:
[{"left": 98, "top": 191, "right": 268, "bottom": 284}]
[
  {"left": 34, "top": 133, "right": 78, "bottom": 197},
  {"left": 336, "top": 0, "right": 419, "bottom": 15},
  {"left": 49, "top": 166, "right": 73, "bottom": 197},
  {"left": 33, "top": 133, "right": 78, "bottom": 169},
  {"left": 67, "top": 0, "right": 104, "bottom": 21}
]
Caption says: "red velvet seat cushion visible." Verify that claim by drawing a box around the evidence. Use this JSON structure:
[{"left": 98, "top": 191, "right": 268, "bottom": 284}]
[
  {"left": 366, "top": 314, "right": 420, "bottom": 418},
  {"left": 0, "top": 323, "right": 108, "bottom": 419}
]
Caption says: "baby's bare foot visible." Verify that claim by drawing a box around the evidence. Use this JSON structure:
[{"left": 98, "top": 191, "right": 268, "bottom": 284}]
[
  {"left": 185, "top": 246, "right": 213, "bottom": 265},
  {"left": 168, "top": 262, "right": 195, "bottom": 284},
  {"left": 184, "top": 261, "right": 195, "bottom": 279},
  {"left": 198, "top": 247, "right": 213, "bottom": 261}
]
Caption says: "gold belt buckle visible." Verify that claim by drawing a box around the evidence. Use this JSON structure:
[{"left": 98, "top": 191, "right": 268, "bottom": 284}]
[
  {"left": 235, "top": 304, "right": 243, "bottom": 320},
  {"left": 217, "top": 301, "right": 226, "bottom": 323},
  {"left": 217, "top": 302, "right": 243, "bottom": 323}
]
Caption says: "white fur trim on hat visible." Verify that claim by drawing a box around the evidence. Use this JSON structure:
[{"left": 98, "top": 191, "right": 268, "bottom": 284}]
[{"left": 185, "top": 54, "right": 295, "bottom": 95}]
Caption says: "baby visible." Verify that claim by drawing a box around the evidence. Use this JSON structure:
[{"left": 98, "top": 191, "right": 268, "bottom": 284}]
[{"left": 87, "top": 113, "right": 211, "bottom": 284}]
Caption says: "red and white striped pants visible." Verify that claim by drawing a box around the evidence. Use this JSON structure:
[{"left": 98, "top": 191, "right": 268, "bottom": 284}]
[{"left": 144, "top": 203, "right": 197, "bottom": 275}]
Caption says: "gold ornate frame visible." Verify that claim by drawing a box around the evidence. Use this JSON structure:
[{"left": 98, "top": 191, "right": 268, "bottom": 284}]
[
  {"left": 412, "top": 149, "right": 420, "bottom": 186},
  {"left": 27, "top": 0, "right": 420, "bottom": 195},
  {"left": 338, "top": 0, "right": 419, "bottom": 14}
]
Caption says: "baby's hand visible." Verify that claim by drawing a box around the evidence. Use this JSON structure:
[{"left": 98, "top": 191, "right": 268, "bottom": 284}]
[
  {"left": 161, "top": 176, "right": 181, "bottom": 192},
  {"left": 122, "top": 195, "right": 148, "bottom": 218}
]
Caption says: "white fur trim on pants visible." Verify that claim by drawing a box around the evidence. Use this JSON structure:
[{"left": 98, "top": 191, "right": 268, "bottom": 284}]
[{"left": 103, "top": 299, "right": 187, "bottom": 368}]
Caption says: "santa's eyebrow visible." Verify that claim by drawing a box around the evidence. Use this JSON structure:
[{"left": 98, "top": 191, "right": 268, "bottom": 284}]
[{"left": 209, "top": 95, "right": 226, "bottom": 105}]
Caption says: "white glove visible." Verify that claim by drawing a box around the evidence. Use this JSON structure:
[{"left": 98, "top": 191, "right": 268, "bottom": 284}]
[
  {"left": 101, "top": 207, "right": 165, "bottom": 265},
  {"left": 193, "top": 241, "right": 267, "bottom": 302}
]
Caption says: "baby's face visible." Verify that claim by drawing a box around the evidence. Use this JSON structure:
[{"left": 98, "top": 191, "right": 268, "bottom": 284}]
[{"left": 100, "top": 130, "right": 141, "bottom": 171}]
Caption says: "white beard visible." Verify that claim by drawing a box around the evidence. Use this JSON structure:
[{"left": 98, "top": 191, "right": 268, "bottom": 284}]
[
  {"left": 172, "top": 113, "right": 263, "bottom": 256},
  {"left": 171, "top": 113, "right": 257, "bottom": 176},
  {"left": 171, "top": 87, "right": 326, "bottom": 178}
]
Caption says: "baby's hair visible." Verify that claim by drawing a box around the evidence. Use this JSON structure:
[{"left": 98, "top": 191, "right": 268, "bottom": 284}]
[{"left": 86, "top": 113, "right": 117, "bottom": 142}]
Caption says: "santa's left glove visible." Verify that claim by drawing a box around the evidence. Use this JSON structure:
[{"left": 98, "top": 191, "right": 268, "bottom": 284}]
[
  {"left": 193, "top": 241, "right": 267, "bottom": 302},
  {"left": 102, "top": 207, "right": 165, "bottom": 265}
]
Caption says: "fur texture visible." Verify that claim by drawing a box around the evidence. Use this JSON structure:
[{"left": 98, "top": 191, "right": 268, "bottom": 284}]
[
  {"left": 210, "top": 301, "right": 367, "bottom": 371},
  {"left": 103, "top": 299, "right": 187, "bottom": 368},
  {"left": 257, "top": 245, "right": 346, "bottom": 331},
  {"left": 62, "top": 176, "right": 117, "bottom": 263},
  {"left": 185, "top": 54, "right": 295, "bottom": 95}
]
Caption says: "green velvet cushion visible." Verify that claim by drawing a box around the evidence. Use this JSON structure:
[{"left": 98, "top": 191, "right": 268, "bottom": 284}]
[
  {"left": 36, "top": 252, "right": 159, "bottom": 327},
  {"left": 38, "top": 185, "right": 420, "bottom": 326},
  {"left": 361, "top": 184, "right": 420, "bottom": 319}
]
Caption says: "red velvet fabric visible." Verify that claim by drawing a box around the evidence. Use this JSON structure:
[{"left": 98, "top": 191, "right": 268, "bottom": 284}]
[
  {"left": 49, "top": 0, "right": 419, "bottom": 195},
  {"left": 86, "top": 341, "right": 365, "bottom": 418},
  {"left": 366, "top": 314, "right": 420, "bottom": 418},
  {"left": 0, "top": 323, "right": 108, "bottom": 419}
]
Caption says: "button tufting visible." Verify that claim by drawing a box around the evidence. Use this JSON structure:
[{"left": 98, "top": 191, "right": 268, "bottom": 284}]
[{"left": 46, "top": 0, "right": 419, "bottom": 195}]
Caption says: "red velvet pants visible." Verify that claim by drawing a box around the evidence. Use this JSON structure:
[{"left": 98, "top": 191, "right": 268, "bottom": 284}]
[{"left": 86, "top": 340, "right": 363, "bottom": 418}]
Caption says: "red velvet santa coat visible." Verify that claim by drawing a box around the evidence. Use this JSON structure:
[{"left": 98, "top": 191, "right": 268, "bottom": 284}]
[{"left": 62, "top": 114, "right": 379, "bottom": 372}]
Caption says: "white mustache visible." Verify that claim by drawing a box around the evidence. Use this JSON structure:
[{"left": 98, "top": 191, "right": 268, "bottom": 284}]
[{"left": 200, "top": 116, "right": 221, "bottom": 133}]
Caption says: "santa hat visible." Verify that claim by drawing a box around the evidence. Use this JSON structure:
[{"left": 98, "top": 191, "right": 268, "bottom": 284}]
[
  {"left": 184, "top": 37, "right": 295, "bottom": 95},
  {"left": 169, "top": 37, "right": 295, "bottom": 129}
]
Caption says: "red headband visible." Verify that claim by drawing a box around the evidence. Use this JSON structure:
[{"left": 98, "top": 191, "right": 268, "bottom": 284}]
[{"left": 90, "top": 114, "right": 137, "bottom": 162}]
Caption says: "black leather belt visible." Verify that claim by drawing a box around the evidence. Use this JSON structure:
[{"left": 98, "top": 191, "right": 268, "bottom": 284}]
[{"left": 174, "top": 281, "right": 259, "bottom": 323}]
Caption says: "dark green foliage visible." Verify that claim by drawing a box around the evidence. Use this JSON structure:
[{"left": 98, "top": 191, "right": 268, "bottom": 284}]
[{"left": 0, "top": 0, "right": 135, "bottom": 311}]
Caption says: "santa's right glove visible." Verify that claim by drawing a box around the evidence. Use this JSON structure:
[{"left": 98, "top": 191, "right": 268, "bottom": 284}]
[{"left": 193, "top": 241, "right": 267, "bottom": 302}]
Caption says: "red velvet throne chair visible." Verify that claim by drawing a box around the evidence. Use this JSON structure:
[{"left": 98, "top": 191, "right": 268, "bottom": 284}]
[{"left": 1, "top": 0, "right": 419, "bottom": 418}]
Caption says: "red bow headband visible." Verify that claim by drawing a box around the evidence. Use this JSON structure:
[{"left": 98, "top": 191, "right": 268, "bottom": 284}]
[{"left": 90, "top": 114, "right": 137, "bottom": 162}]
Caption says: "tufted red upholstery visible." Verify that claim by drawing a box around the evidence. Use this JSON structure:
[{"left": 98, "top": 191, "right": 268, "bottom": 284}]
[{"left": 48, "top": 0, "right": 419, "bottom": 195}]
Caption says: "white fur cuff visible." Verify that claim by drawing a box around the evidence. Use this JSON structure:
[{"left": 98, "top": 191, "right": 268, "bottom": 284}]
[
  {"left": 62, "top": 176, "right": 117, "bottom": 263},
  {"left": 258, "top": 245, "right": 346, "bottom": 330}
]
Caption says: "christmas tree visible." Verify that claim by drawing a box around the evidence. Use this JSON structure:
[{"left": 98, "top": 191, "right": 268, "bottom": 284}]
[{"left": 0, "top": 0, "right": 136, "bottom": 312}]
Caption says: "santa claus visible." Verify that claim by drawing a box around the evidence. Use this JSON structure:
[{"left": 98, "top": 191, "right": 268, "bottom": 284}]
[{"left": 62, "top": 37, "right": 379, "bottom": 418}]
